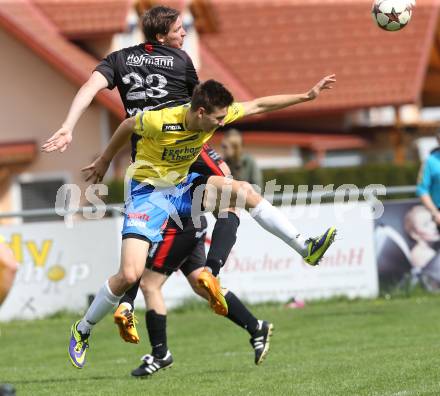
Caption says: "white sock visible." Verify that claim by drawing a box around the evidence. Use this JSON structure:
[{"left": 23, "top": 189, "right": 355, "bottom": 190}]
[
  {"left": 250, "top": 200, "right": 307, "bottom": 256},
  {"left": 77, "top": 280, "right": 122, "bottom": 334},
  {"left": 121, "top": 302, "right": 132, "bottom": 311}
]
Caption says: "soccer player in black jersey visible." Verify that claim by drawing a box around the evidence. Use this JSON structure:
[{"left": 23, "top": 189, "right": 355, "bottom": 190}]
[
  {"left": 42, "top": 5, "right": 197, "bottom": 144},
  {"left": 42, "top": 6, "right": 265, "bottom": 369}
]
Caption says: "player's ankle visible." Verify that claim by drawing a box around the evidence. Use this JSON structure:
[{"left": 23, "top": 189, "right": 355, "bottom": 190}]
[
  {"left": 152, "top": 345, "right": 168, "bottom": 359},
  {"left": 120, "top": 302, "right": 133, "bottom": 311}
]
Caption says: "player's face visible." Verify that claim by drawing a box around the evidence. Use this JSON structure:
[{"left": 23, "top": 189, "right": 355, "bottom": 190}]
[
  {"left": 160, "top": 16, "right": 186, "bottom": 49},
  {"left": 199, "top": 107, "right": 228, "bottom": 132}
]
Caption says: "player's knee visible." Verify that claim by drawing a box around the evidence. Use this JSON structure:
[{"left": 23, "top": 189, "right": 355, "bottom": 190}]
[
  {"left": 120, "top": 270, "right": 139, "bottom": 286},
  {"left": 234, "top": 181, "right": 260, "bottom": 208},
  {"left": 191, "top": 283, "right": 208, "bottom": 299},
  {"left": 188, "top": 278, "right": 202, "bottom": 295},
  {"left": 185, "top": 271, "right": 207, "bottom": 298},
  {"left": 242, "top": 181, "right": 260, "bottom": 198},
  {"left": 139, "top": 277, "right": 160, "bottom": 296}
]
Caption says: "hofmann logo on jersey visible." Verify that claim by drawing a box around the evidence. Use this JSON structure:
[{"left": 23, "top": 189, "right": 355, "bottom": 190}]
[
  {"left": 127, "top": 54, "right": 174, "bottom": 69},
  {"left": 162, "top": 123, "right": 184, "bottom": 132}
]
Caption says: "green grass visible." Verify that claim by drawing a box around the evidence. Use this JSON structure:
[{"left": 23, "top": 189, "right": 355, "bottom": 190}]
[{"left": 1, "top": 295, "right": 440, "bottom": 396}]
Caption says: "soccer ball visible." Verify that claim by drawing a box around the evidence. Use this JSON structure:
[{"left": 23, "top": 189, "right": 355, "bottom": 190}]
[{"left": 371, "top": 0, "right": 415, "bottom": 31}]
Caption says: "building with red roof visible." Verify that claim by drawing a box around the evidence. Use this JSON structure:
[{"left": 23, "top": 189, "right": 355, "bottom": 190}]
[
  {"left": 150, "top": 0, "right": 440, "bottom": 163},
  {"left": 0, "top": 0, "right": 129, "bottom": 217},
  {"left": 0, "top": 0, "right": 439, "bottom": 215}
]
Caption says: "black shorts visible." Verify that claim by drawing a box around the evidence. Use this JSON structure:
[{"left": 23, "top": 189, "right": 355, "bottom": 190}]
[{"left": 146, "top": 215, "right": 207, "bottom": 276}]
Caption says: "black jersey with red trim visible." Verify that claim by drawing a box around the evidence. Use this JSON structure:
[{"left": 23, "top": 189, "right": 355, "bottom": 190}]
[
  {"left": 189, "top": 144, "right": 225, "bottom": 176},
  {"left": 95, "top": 43, "right": 199, "bottom": 117}
]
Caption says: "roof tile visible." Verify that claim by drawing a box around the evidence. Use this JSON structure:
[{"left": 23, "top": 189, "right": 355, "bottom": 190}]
[
  {"left": 199, "top": 0, "right": 439, "bottom": 115},
  {"left": 33, "top": 0, "right": 130, "bottom": 38}
]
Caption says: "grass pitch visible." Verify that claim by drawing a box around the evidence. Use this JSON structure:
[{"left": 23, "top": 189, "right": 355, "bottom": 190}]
[{"left": 1, "top": 295, "right": 440, "bottom": 396}]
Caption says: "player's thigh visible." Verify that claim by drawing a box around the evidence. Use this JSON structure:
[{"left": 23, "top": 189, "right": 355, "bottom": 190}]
[
  {"left": 120, "top": 237, "right": 150, "bottom": 282},
  {"left": 204, "top": 176, "right": 261, "bottom": 211}
]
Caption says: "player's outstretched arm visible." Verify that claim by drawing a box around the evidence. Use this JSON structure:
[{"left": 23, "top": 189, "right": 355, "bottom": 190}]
[
  {"left": 241, "top": 74, "right": 336, "bottom": 117},
  {"left": 41, "top": 72, "right": 109, "bottom": 153},
  {"left": 81, "top": 117, "right": 135, "bottom": 183}
]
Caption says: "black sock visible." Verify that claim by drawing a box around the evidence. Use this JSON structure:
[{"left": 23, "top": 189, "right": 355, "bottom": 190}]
[
  {"left": 118, "top": 279, "right": 140, "bottom": 309},
  {"left": 206, "top": 212, "right": 240, "bottom": 276},
  {"left": 225, "top": 291, "right": 259, "bottom": 336},
  {"left": 146, "top": 310, "right": 167, "bottom": 358}
]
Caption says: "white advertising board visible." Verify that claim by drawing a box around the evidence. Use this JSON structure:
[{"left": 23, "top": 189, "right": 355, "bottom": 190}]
[
  {"left": 0, "top": 202, "right": 378, "bottom": 320},
  {"left": 0, "top": 218, "right": 121, "bottom": 321},
  {"left": 160, "top": 202, "right": 379, "bottom": 306}
]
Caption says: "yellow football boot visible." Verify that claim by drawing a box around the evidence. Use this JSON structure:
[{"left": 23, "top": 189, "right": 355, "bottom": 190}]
[
  {"left": 114, "top": 304, "right": 139, "bottom": 344},
  {"left": 197, "top": 269, "right": 228, "bottom": 316}
]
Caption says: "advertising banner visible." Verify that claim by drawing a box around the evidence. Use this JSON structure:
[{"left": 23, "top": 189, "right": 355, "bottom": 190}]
[
  {"left": 1, "top": 202, "right": 378, "bottom": 321},
  {"left": 0, "top": 219, "right": 121, "bottom": 321},
  {"left": 374, "top": 199, "right": 440, "bottom": 292},
  {"left": 160, "top": 202, "right": 378, "bottom": 307}
]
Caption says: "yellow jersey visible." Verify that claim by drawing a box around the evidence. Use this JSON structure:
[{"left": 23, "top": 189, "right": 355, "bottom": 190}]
[{"left": 131, "top": 102, "right": 245, "bottom": 186}]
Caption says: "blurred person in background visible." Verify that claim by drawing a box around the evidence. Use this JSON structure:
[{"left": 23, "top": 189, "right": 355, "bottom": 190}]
[
  {"left": 222, "top": 129, "right": 263, "bottom": 190},
  {"left": 417, "top": 131, "right": 440, "bottom": 232},
  {"left": 0, "top": 236, "right": 18, "bottom": 306}
]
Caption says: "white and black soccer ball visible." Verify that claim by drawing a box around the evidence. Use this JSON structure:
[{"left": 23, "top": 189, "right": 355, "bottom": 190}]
[{"left": 372, "top": 0, "right": 415, "bottom": 31}]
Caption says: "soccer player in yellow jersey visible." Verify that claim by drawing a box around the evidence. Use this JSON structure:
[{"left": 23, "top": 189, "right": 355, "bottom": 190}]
[
  {"left": 69, "top": 75, "right": 337, "bottom": 369},
  {"left": 0, "top": 236, "right": 18, "bottom": 306}
]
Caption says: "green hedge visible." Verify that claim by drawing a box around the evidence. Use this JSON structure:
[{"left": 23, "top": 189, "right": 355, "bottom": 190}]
[
  {"left": 262, "top": 162, "right": 420, "bottom": 188},
  {"left": 106, "top": 162, "right": 421, "bottom": 203},
  {"left": 106, "top": 179, "right": 126, "bottom": 204}
]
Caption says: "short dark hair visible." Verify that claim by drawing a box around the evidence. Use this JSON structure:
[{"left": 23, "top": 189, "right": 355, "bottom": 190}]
[
  {"left": 142, "top": 6, "right": 180, "bottom": 42},
  {"left": 191, "top": 80, "right": 234, "bottom": 113}
]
